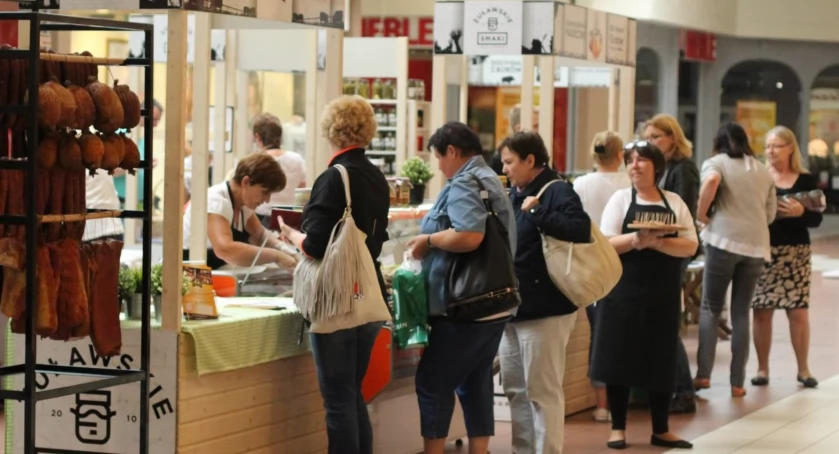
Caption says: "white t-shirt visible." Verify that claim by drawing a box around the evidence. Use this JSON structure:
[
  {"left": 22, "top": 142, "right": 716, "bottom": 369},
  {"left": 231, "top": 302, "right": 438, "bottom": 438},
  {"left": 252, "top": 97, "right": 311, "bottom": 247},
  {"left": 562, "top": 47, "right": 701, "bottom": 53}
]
[
  {"left": 83, "top": 170, "right": 124, "bottom": 241},
  {"left": 256, "top": 151, "right": 306, "bottom": 215},
  {"left": 600, "top": 188, "right": 698, "bottom": 241},
  {"left": 573, "top": 171, "right": 632, "bottom": 226},
  {"left": 183, "top": 182, "right": 254, "bottom": 249}
]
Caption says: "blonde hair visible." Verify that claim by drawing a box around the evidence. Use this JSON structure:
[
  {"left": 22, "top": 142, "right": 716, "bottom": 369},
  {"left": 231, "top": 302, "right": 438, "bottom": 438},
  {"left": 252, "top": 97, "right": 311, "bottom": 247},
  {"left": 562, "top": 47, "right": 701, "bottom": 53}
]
[
  {"left": 321, "top": 95, "right": 378, "bottom": 149},
  {"left": 766, "top": 126, "right": 807, "bottom": 173},
  {"left": 591, "top": 131, "right": 623, "bottom": 166},
  {"left": 644, "top": 114, "right": 693, "bottom": 160}
]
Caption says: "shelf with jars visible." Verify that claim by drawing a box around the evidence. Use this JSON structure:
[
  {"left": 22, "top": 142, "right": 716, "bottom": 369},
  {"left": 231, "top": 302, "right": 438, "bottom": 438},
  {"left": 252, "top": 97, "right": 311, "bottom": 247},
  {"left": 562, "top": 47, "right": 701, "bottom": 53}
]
[{"left": 343, "top": 37, "right": 431, "bottom": 176}]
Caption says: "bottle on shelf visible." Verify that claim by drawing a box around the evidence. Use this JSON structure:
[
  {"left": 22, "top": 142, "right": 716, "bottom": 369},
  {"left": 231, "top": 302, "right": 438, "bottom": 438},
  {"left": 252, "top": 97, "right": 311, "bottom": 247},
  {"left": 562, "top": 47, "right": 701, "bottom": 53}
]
[
  {"left": 385, "top": 132, "right": 396, "bottom": 151},
  {"left": 375, "top": 105, "right": 387, "bottom": 126},
  {"left": 417, "top": 110, "right": 424, "bottom": 128},
  {"left": 387, "top": 107, "right": 397, "bottom": 127},
  {"left": 382, "top": 79, "right": 395, "bottom": 99},
  {"left": 358, "top": 79, "right": 369, "bottom": 99},
  {"left": 407, "top": 79, "right": 418, "bottom": 101},
  {"left": 372, "top": 78, "right": 383, "bottom": 99},
  {"left": 371, "top": 132, "right": 383, "bottom": 151},
  {"left": 417, "top": 80, "right": 426, "bottom": 101}
]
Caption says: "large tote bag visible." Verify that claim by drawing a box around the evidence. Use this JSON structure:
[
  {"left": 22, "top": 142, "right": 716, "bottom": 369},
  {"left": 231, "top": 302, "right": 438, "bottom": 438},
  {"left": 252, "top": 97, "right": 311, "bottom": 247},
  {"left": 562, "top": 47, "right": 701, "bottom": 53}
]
[
  {"left": 535, "top": 180, "right": 622, "bottom": 308},
  {"left": 292, "top": 164, "right": 392, "bottom": 334}
]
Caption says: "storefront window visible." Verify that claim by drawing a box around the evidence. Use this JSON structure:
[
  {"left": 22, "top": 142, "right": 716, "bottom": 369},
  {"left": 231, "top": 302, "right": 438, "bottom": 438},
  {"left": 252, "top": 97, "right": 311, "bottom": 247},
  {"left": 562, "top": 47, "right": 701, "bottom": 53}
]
[
  {"left": 720, "top": 60, "right": 801, "bottom": 160},
  {"left": 634, "top": 48, "right": 659, "bottom": 135}
]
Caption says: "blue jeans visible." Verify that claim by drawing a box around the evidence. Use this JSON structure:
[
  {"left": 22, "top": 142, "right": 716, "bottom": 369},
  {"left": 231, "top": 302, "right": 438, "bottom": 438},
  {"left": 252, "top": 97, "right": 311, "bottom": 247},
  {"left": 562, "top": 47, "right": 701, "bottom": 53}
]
[
  {"left": 310, "top": 321, "right": 383, "bottom": 454},
  {"left": 416, "top": 317, "right": 507, "bottom": 439}
]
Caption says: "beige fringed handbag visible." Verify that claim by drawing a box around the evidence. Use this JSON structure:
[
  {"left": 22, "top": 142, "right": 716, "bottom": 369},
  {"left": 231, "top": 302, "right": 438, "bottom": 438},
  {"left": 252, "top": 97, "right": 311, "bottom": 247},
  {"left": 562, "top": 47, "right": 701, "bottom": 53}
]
[{"left": 292, "top": 164, "right": 392, "bottom": 334}]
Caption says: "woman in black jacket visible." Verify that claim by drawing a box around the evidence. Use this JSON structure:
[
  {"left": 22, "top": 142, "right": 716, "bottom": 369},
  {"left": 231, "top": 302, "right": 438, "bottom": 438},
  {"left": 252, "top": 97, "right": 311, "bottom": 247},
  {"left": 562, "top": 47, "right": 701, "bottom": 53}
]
[
  {"left": 643, "top": 114, "right": 700, "bottom": 414},
  {"left": 279, "top": 95, "right": 391, "bottom": 454},
  {"left": 497, "top": 131, "right": 591, "bottom": 454}
]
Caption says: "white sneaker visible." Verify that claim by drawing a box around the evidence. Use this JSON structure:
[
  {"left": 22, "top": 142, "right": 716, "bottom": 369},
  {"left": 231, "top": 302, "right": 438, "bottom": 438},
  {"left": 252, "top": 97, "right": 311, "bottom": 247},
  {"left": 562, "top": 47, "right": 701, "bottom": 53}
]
[{"left": 592, "top": 408, "right": 611, "bottom": 422}]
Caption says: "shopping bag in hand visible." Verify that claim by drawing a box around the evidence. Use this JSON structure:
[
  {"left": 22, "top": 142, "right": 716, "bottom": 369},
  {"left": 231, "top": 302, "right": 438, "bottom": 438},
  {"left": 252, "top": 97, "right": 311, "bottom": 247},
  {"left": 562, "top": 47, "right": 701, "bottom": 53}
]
[{"left": 391, "top": 253, "right": 429, "bottom": 349}]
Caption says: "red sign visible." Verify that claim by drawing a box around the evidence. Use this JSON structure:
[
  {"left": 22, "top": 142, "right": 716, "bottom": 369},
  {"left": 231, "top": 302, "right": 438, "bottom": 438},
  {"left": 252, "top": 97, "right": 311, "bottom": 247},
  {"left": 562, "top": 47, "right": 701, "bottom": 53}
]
[
  {"left": 361, "top": 17, "right": 434, "bottom": 47},
  {"left": 680, "top": 30, "right": 716, "bottom": 62}
]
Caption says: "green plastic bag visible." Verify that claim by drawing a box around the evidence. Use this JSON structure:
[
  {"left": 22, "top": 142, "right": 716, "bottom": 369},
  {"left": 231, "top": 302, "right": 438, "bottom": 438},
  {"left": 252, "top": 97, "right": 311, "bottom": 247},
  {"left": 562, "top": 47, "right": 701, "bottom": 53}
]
[{"left": 391, "top": 256, "right": 429, "bottom": 349}]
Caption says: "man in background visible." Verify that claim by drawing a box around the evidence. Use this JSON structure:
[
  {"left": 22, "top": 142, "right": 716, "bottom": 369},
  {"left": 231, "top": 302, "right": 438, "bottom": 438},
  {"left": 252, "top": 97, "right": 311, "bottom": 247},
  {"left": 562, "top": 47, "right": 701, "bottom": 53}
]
[{"left": 490, "top": 104, "right": 540, "bottom": 176}]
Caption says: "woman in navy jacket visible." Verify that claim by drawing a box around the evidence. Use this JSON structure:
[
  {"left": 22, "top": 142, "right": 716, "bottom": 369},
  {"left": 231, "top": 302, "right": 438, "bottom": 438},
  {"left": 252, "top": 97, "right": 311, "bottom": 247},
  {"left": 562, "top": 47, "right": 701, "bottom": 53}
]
[{"left": 497, "top": 131, "right": 591, "bottom": 454}]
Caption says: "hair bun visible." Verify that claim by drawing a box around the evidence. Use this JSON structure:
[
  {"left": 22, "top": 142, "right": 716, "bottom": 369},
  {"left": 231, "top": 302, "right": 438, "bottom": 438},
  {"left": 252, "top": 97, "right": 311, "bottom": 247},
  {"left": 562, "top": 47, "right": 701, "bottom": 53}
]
[{"left": 594, "top": 144, "right": 607, "bottom": 154}]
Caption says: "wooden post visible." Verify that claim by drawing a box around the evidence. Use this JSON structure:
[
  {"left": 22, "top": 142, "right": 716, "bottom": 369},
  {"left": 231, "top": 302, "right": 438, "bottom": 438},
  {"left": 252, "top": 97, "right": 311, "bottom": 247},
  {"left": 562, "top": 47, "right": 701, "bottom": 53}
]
[
  {"left": 315, "top": 29, "right": 344, "bottom": 174},
  {"left": 617, "top": 67, "right": 636, "bottom": 140},
  {"left": 520, "top": 55, "right": 536, "bottom": 131},
  {"left": 189, "top": 12, "right": 211, "bottom": 262},
  {"left": 161, "top": 9, "right": 188, "bottom": 332},
  {"left": 304, "top": 30, "right": 319, "bottom": 186},
  {"left": 428, "top": 54, "right": 447, "bottom": 199},
  {"left": 539, "top": 56, "right": 556, "bottom": 166}
]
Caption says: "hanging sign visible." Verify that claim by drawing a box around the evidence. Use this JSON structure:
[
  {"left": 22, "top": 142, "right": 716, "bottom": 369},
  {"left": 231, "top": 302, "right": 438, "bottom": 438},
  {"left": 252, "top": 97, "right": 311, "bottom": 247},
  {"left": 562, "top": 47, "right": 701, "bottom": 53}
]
[
  {"left": 463, "top": 1, "right": 524, "bottom": 55},
  {"left": 586, "top": 8, "right": 607, "bottom": 63},
  {"left": 553, "top": 3, "right": 587, "bottom": 60},
  {"left": 127, "top": 14, "right": 227, "bottom": 63},
  {"left": 10, "top": 329, "right": 178, "bottom": 453},
  {"left": 433, "top": 1, "right": 466, "bottom": 54},
  {"left": 522, "top": 2, "right": 554, "bottom": 55},
  {"left": 605, "top": 14, "right": 629, "bottom": 65}
]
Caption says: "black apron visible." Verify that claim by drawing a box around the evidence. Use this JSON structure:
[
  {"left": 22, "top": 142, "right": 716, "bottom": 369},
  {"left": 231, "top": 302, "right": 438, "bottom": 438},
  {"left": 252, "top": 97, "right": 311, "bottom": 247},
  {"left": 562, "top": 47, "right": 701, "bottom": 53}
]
[
  {"left": 589, "top": 188, "right": 683, "bottom": 393},
  {"left": 183, "top": 182, "right": 252, "bottom": 270}
]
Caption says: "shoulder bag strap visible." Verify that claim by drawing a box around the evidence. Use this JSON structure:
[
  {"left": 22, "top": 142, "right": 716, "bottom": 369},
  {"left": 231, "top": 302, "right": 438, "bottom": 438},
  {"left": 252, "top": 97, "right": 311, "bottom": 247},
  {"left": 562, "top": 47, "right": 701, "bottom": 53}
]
[
  {"left": 333, "top": 164, "right": 352, "bottom": 213},
  {"left": 468, "top": 173, "right": 493, "bottom": 214},
  {"left": 534, "top": 179, "right": 562, "bottom": 200}
]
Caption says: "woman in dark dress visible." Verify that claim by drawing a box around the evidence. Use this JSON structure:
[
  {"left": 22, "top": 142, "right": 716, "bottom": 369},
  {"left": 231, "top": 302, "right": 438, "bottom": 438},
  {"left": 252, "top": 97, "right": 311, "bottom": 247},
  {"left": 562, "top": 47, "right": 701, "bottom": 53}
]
[
  {"left": 591, "top": 141, "right": 698, "bottom": 450},
  {"left": 751, "top": 126, "right": 823, "bottom": 388}
]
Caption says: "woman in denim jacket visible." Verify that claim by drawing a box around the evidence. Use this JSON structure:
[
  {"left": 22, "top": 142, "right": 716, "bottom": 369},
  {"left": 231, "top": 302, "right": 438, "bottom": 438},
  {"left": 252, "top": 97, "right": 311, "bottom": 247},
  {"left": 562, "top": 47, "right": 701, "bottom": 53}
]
[{"left": 407, "top": 122, "right": 516, "bottom": 454}]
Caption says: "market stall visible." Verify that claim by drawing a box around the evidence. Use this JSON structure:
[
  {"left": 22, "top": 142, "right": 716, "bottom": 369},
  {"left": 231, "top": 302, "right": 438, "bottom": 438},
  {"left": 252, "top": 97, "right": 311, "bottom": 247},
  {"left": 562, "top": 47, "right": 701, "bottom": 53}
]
[{"left": 430, "top": 0, "right": 638, "bottom": 417}]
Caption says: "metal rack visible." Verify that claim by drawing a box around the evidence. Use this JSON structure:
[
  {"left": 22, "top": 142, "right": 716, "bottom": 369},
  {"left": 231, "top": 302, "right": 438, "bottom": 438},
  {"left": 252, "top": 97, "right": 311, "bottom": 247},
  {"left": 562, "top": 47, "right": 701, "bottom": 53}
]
[{"left": 0, "top": 10, "right": 154, "bottom": 454}]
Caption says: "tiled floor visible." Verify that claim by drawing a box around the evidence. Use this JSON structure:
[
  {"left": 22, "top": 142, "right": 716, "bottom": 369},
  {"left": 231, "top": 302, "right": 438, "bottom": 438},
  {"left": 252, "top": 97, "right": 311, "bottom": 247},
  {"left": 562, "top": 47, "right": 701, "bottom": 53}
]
[{"left": 451, "top": 234, "right": 839, "bottom": 454}]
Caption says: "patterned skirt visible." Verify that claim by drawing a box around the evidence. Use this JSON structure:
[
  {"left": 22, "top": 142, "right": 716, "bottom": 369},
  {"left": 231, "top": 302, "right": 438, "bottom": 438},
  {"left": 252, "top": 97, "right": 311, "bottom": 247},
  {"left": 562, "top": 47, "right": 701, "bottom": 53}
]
[{"left": 752, "top": 244, "right": 812, "bottom": 310}]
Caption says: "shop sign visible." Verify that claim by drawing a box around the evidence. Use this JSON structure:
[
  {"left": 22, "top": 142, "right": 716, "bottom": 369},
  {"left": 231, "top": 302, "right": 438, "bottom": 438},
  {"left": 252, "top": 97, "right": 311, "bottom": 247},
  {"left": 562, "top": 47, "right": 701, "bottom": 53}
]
[
  {"left": 605, "top": 14, "right": 628, "bottom": 65},
  {"left": 10, "top": 329, "right": 178, "bottom": 453},
  {"left": 586, "top": 8, "right": 607, "bottom": 63},
  {"left": 522, "top": 2, "right": 555, "bottom": 55},
  {"left": 463, "top": 1, "right": 524, "bottom": 55},
  {"left": 469, "top": 55, "right": 610, "bottom": 88},
  {"left": 433, "top": 1, "right": 465, "bottom": 55},
  {"left": 680, "top": 30, "right": 717, "bottom": 62},
  {"left": 127, "top": 14, "right": 227, "bottom": 63},
  {"left": 553, "top": 3, "right": 587, "bottom": 60},
  {"left": 361, "top": 16, "right": 435, "bottom": 47}
]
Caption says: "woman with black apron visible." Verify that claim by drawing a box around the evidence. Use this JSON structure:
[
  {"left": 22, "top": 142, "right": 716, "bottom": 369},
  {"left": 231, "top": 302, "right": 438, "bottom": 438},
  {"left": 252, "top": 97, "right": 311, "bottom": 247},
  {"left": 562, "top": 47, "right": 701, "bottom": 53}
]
[
  {"left": 182, "top": 153, "right": 298, "bottom": 270},
  {"left": 591, "top": 141, "right": 698, "bottom": 450}
]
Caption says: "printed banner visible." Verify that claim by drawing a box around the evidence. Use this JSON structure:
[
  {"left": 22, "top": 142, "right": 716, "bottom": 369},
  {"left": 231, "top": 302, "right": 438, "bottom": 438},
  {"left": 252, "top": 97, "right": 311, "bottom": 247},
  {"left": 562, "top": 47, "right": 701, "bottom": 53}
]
[
  {"left": 736, "top": 100, "right": 777, "bottom": 156},
  {"left": 522, "top": 2, "right": 554, "bottom": 55},
  {"left": 10, "top": 329, "right": 178, "bottom": 454},
  {"left": 433, "top": 2, "right": 465, "bottom": 55},
  {"left": 463, "top": 1, "right": 524, "bottom": 55}
]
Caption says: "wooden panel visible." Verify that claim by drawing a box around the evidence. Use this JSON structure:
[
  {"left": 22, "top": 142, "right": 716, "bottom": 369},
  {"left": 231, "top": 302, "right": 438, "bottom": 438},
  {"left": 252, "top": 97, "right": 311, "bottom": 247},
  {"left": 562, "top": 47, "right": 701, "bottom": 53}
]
[
  {"left": 178, "top": 333, "right": 326, "bottom": 454},
  {"left": 562, "top": 311, "right": 596, "bottom": 415}
]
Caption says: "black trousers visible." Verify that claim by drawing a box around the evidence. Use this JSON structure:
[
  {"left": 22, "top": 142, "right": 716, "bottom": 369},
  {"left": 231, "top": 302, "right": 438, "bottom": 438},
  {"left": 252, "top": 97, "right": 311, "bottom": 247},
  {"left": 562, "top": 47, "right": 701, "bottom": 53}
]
[{"left": 606, "top": 384, "right": 670, "bottom": 434}]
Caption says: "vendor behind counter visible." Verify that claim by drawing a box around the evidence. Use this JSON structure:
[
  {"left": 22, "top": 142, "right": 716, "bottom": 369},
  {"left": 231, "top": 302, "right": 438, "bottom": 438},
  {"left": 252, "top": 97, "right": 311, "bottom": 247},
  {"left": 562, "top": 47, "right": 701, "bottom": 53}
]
[{"left": 182, "top": 153, "right": 298, "bottom": 270}]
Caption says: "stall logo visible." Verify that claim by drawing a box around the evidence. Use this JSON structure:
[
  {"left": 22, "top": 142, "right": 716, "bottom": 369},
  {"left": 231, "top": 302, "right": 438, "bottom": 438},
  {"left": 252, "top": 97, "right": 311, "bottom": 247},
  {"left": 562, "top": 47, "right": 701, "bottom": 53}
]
[
  {"left": 70, "top": 391, "right": 116, "bottom": 445},
  {"left": 472, "top": 7, "right": 515, "bottom": 46}
]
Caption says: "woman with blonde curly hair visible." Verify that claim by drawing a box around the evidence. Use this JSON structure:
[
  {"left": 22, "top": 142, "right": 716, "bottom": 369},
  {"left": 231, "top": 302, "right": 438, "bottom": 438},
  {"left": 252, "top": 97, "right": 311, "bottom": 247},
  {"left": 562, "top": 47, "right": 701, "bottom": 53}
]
[
  {"left": 643, "top": 114, "right": 700, "bottom": 413},
  {"left": 750, "top": 126, "right": 823, "bottom": 389},
  {"left": 278, "top": 95, "right": 391, "bottom": 454}
]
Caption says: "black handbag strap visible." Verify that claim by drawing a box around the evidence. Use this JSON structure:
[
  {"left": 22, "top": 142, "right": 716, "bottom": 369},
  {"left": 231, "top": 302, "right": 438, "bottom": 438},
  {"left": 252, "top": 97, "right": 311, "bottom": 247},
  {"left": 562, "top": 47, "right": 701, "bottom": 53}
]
[{"left": 468, "top": 173, "right": 494, "bottom": 214}]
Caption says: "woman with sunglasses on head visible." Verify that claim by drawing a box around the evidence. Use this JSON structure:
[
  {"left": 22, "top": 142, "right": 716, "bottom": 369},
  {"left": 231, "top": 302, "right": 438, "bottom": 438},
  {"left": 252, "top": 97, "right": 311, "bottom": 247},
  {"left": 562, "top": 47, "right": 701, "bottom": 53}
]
[
  {"left": 695, "top": 122, "right": 776, "bottom": 398},
  {"left": 590, "top": 140, "right": 698, "bottom": 450},
  {"left": 643, "top": 114, "right": 700, "bottom": 414},
  {"left": 750, "top": 126, "right": 823, "bottom": 389}
]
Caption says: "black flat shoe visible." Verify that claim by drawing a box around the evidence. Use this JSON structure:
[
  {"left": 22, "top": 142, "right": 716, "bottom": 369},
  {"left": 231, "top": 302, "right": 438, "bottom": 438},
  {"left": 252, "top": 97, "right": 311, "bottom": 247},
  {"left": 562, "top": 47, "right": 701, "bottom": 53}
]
[
  {"left": 607, "top": 439, "right": 627, "bottom": 450},
  {"left": 798, "top": 376, "right": 818, "bottom": 388},
  {"left": 651, "top": 435, "right": 693, "bottom": 449},
  {"left": 751, "top": 375, "right": 769, "bottom": 386}
]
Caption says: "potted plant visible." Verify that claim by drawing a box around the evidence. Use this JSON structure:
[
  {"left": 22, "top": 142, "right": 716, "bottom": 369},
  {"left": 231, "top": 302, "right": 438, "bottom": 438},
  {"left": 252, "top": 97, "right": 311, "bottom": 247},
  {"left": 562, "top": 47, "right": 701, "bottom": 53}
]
[
  {"left": 150, "top": 264, "right": 191, "bottom": 323},
  {"left": 118, "top": 266, "right": 141, "bottom": 320},
  {"left": 400, "top": 157, "right": 434, "bottom": 205}
]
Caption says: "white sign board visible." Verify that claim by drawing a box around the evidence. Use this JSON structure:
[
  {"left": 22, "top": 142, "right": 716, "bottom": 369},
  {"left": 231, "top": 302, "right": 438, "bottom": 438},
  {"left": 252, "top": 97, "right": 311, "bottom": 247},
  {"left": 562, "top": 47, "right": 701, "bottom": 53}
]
[
  {"left": 522, "top": 2, "right": 554, "bottom": 55},
  {"left": 127, "top": 14, "right": 227, "bottom": 63},
  {"left": 10, "top": 330, "right": 178, "bottom": 454},
  {"left": 586, "top": 8, "right": 607, "bottom": 63},
  {"left": 433, "top": 2, "right": 465, "bottom": 55},
  {"left": 605, "top": 14, "right": 629, "bottom": 65},
  {"left": 463, "top": 1, "right": 524, "bottom": 55},
  {"left": 554, "top": 4, "right": 587, "bottom": 60}
]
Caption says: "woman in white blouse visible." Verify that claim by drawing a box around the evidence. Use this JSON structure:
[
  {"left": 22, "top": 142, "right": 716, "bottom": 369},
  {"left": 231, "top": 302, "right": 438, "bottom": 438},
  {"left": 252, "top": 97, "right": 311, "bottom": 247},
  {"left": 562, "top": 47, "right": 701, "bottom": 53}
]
[
  {"left": 251, "top": 114, "right": 307, "bottom": 225},
  {"left": 590, "top": 141, "right": 697, "bottom": 450},
  {"left": 573, "top": 131, "right": 630, "bottom": 423},
  {"left": 694, "top": 122, "right": 776, "bottom": 398}
]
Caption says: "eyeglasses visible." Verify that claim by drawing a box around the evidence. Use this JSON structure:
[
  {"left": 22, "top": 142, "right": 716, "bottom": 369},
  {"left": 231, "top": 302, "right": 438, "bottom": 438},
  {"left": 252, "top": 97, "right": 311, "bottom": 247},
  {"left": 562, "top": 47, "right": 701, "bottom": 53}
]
[
  {"left": 624, "top": 140, "right": 650, "bottom": 151},
  {"left": 764, "top": 143, "right": 789, "bottom": 150}
]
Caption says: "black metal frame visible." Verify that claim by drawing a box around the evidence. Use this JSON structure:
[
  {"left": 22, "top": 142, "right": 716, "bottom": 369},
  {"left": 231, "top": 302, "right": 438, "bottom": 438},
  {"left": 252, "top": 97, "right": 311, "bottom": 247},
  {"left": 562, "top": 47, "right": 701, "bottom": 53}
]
[{"left": 0, "top": 9, "right": 154, "bottom": 454}]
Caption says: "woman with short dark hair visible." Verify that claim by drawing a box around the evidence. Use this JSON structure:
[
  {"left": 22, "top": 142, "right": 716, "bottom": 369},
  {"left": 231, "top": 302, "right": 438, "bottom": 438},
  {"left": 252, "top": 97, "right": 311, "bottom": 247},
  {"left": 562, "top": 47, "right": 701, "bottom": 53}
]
[
  {"left": 695, "top": 122, "right": 777, "bottom": 398},
  {"left": 498, "top": 131, "right": 591, "bottom": 454},
  {"left": 251, "top": 113, "right": 307, "bottom": 226},
  {"left": 406, "top": 121, "right": 517, "bottom": 454},
  {"left": 591, "top": 141, "right": 697, "bottom": 450}
]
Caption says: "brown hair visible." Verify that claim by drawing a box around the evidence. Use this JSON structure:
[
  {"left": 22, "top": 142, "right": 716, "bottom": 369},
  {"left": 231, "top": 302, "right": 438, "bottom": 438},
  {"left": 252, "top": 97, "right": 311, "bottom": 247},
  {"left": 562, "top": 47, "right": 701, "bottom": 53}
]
[
  {"left": 232, "top": 152, "right": 287, "bottom": 193},
  {"left": 252, "top": 113, "right": 283, "bottom": 149},
  {"left": 591, "top": 131, "right": 623, "bottom": 166},
  {"left": 643, "top": 114, "right": 693, "bottom": 160}
]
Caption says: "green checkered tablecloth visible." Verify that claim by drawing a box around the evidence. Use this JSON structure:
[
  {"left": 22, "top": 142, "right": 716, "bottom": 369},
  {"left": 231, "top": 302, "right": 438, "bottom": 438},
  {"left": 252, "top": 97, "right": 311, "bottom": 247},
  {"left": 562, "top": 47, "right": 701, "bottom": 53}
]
[{"left": 180, "top": 304, "right": 310, "bottom": 376}]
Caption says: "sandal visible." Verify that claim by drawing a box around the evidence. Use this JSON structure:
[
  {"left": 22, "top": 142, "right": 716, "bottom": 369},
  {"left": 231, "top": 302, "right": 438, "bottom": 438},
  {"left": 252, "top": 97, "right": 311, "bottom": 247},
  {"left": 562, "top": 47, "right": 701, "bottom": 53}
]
[
  {"left": 751, "top": 375, "right": 769, "bottom": 386},
  {"left": 731, "top": 386, "right": 747, "bottom": 397},
  {"left": 798, "top": 376, "right": 818, "bottom": 388}
]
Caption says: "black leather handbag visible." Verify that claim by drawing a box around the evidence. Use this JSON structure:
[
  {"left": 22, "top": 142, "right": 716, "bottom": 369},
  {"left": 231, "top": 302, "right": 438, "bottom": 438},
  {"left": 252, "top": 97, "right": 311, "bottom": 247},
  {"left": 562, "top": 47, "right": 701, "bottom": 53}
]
[{"left": 446, "top": 175, "right": 520, "bottom": 321}]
